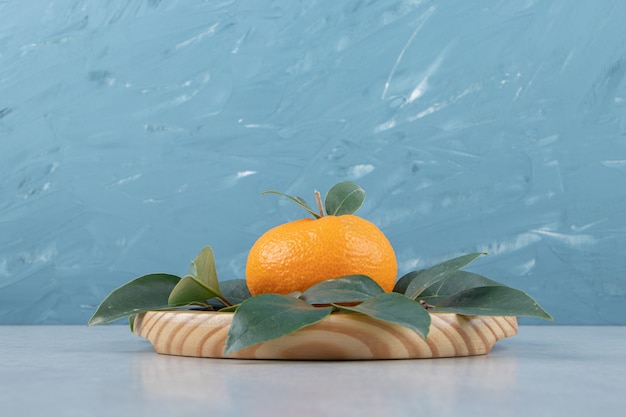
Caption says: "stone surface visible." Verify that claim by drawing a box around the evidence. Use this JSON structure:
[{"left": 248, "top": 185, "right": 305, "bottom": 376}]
[
  {"left": 0, "top": 325, "right": 625, "bottom": 416},
  {"left": 1, "top": 1, "right": 625, "bottom": 323}
]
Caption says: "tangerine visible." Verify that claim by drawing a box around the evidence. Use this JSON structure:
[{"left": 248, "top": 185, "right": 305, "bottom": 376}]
[{"left": 245, "top": 214, "right": 397, "bottom": 295}]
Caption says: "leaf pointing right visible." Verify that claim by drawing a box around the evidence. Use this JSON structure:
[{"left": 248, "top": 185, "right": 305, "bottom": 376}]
[{"left": 432, "top": 286, "right": 553, "bottom": 321}]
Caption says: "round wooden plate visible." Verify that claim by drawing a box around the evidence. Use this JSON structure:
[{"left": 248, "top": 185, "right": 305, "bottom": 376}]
[{"left": 133, "top": 310, "right": 517, "bottom": 360}]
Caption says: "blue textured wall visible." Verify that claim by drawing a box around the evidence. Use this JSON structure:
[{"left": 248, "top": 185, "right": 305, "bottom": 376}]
[{"left": 1, "top": 1, "right": 625, "bottom": 324}]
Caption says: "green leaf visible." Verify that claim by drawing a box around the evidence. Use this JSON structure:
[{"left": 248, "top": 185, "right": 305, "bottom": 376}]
[
  {"left": 224, "top": 294, "right": 333, "bottom": 355},
  {"left": 261, "top": 190, "right": 321, "bottom": 219},
  {"left": 193, "top": 246, "right": 220, "bottom": 292},
  {"left": 403, "top": 253, "right": 486, "bottom": 300},
  {"left": 335, "top": 293, "right": 431, "bottom": 339},
  {"left": 168, "top": 275, "right": 221, "bottom": 307},
  {"left": 416, "top": 270, "right": 505, "bottom": 304},
  {"left": 324, "top": 181, "right": 366, "bottom": 215},
  {"left": 220, "top": 279, "right": 252, "bottom": 304},
  {"left": 87, "top": 273, "right": 181, "bottom": 326},
  {"left": 432, "top": 286, "right": 553, "bottom": 321},
  {"left": 393, "top": 272, "right": 416, "bottom": 294},
  {"left": 300, "top": 275, "right": 384, "bottom": 305}
]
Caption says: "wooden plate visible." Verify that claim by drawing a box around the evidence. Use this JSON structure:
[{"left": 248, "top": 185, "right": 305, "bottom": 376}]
[{"left": 133, "top": 310, "right": 517, "bottom": 360}]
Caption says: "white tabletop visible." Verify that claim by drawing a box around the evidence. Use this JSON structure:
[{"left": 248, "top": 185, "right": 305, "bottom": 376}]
[{"left": 1, "top": 325, "right": 624, "bottom": 416}]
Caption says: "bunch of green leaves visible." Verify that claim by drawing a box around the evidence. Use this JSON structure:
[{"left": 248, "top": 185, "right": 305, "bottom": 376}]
[
  {"left": 88, "top": 181, "right": 552, "bottom": 355},
  {"left": 87, "top": 247, "right": 252, "bottom": 330}
]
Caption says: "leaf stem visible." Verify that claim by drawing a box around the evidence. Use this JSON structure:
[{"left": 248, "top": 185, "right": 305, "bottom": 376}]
[
  {"left": 217, "top": 296, "right": 234, "bottom": 307},
  {"left": 314, "top": 190, "right": 325, "bottom": 217}
]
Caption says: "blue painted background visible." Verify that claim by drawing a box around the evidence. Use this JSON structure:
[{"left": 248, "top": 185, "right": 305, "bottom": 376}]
[{"left": 1, "top": 1, "right": 625, "bottom": 324}]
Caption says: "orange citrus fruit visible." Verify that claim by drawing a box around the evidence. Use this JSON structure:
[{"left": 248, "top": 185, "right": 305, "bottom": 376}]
[{"left": 245, "top": 214, "right": 397, "bottom": 295}]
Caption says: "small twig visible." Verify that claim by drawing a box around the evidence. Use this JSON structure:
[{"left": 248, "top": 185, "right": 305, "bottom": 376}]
[
  {"left": 314, "top": 190, "right": 325, "bottom": 217},
  {"left": 419, "top": 300, "right": 435, "bottom": 309}
]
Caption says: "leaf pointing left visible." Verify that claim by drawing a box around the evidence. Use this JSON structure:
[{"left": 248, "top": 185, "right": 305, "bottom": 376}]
[
  {"left": 87, "top": 273, "right": 181, "bottom": 326},
  {"left": 261, "top": 190, "right": 321, "bottom": 219}
]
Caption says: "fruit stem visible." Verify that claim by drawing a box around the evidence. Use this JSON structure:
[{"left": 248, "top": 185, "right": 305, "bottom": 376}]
[{"left": 314, "top": 190, "right": 325, "bottom": 217}]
